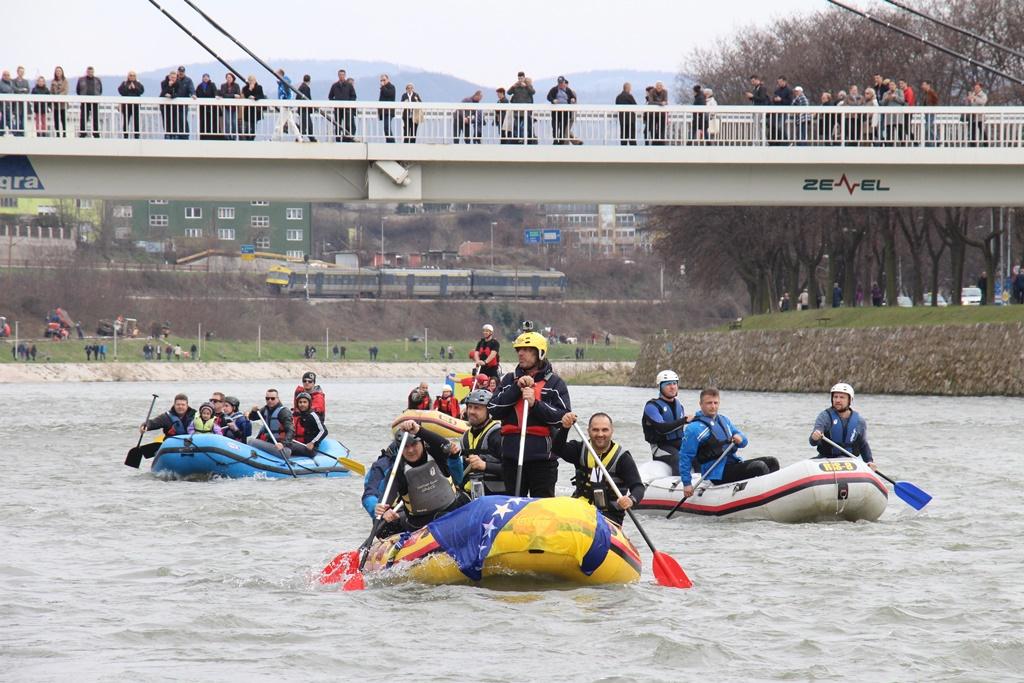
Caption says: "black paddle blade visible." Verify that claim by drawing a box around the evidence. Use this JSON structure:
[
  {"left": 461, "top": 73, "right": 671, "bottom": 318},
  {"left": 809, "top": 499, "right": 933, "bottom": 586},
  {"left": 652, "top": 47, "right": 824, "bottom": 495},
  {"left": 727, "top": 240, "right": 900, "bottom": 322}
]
[{"left": 124, "top": 442, "right": 161, "bottom": 468}]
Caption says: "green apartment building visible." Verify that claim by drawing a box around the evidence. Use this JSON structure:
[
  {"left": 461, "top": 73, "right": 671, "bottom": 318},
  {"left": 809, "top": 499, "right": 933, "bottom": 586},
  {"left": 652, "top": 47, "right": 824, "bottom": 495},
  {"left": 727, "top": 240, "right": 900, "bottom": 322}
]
[{"left": 124, "top": 200, "right": 312, "bottom": 258}]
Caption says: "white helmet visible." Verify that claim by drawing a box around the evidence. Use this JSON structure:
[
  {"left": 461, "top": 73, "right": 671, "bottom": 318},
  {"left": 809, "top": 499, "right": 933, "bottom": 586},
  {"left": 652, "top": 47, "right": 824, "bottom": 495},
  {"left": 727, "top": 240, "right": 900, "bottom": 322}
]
[
  {"left": 830, "top": 382, "right": 855, "bottom": 402},
  {"left": 656, "top": 370, "right": 679, "bottom": 386}
]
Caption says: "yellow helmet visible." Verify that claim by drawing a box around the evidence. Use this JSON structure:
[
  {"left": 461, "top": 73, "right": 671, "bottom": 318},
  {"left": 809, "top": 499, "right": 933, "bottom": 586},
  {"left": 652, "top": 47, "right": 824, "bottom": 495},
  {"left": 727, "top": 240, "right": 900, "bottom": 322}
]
[{"left": 513, "top": 331, "right": 548, "bottom": 360}]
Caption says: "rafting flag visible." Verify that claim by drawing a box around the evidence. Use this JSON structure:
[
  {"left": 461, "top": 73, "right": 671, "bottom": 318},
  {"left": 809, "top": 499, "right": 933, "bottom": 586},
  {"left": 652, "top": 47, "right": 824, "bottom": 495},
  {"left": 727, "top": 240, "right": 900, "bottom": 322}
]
[{"left": 427, "top": 496, "right": 612, "bottom": 581}]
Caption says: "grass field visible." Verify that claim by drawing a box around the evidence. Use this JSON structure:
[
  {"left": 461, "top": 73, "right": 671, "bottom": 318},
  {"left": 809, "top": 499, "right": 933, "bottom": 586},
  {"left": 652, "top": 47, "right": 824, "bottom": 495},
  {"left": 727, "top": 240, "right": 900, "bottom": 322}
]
[
  {"left": 717, "top": 305, "right": 1023, "bottom": 331},
  {"left": 0, "top": 336, "right": 641, "bottom": 364}
]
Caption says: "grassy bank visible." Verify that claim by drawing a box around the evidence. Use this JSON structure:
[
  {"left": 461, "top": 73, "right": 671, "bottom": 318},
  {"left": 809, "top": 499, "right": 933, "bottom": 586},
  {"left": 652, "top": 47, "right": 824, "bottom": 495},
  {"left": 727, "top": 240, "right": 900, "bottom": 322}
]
[
  {"left": 1, "top": 336, "right": 640, "bottom": 365},
  {"left": 717, "top": 305, "right": 1022, "bottom": 331}
]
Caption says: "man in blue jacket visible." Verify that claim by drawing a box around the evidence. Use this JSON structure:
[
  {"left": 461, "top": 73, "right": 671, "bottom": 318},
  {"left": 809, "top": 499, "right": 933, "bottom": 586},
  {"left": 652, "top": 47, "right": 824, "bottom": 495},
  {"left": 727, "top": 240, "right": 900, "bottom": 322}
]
[{"left": 678, "top": 387, "right": 778, "bottom": 497}]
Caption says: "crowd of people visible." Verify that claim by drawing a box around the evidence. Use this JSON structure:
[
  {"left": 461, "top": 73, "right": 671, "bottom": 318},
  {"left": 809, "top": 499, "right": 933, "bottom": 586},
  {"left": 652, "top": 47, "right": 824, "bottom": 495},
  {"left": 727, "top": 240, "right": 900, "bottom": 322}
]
[
  {"left": 2, "top": 62, "right": 994, "bottom": 145},
  {"left": 139, "top": 370, "right": 328, "bottom": 458},
  {"left": 358, "top": 321, "right": 877, "bottom": 537}
]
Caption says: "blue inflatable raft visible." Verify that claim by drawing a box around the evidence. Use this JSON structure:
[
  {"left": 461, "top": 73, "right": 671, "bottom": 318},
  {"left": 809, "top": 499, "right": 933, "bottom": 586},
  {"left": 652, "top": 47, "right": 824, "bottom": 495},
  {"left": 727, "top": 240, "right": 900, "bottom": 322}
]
[{"left": 151, "top": 433, "right": 353, "bottom": 479}]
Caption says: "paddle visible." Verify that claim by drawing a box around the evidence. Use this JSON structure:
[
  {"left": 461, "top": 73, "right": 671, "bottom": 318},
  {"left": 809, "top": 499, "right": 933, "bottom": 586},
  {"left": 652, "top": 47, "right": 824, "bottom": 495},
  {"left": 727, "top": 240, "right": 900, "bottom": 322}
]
[
  {"left": 665, "top": 443, "right": 737, "bottom": 519},
  {"left": 124, "top": 394, "right": 159, "bottom": 468},
  {"left": 253, "top": 410, "right": 297, "bottom": 479},
  {"left": 572, "top": 422, "right": 692, "bottom": 590},
  {"left": 514, "top": 397, "right": 529, "bottom": 497},
  {"left": 312, "top": 448, "right": 366, "bottom": 476},
  {"left": 820, "top": 436, "right": 932, "bottom": 510},
  {"left": 319, "top": 430, "right": 410, "bottom": 590}
]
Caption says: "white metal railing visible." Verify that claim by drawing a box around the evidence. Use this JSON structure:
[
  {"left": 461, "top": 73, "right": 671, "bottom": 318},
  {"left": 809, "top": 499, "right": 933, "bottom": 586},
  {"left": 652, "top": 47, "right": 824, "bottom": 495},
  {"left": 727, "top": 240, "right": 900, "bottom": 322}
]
[{"left": 0, "top": 94, "right": 1021, "bottom": 148}]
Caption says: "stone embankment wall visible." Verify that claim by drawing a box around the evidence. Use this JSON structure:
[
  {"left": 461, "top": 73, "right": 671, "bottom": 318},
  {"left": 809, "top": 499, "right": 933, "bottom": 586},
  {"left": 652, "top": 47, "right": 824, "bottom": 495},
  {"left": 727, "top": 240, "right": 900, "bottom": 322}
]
[{"left": 631, "top": 323, "right": 1024, "bottom": 396}]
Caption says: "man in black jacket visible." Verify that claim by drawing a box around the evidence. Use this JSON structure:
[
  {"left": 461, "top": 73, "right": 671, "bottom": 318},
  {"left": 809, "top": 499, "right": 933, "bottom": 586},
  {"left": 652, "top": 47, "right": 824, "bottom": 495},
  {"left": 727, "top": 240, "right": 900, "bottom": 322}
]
[
  {"left": 460, "top": 389, "right": 505, "bottom": 497},
  {"left": 508, "top": 71, "right": 535, "bottom": 144},
  {"left": 615, "top": 82, "right": 637, "bottom": 145},
  {"left": 554, "top": 412, "right": 644, "bottom": 526},
  {"left": 140, "top": 393, "right": 196, "bottom": 438},
  {"left": 487, "top": 326, "right": 571, "bottom": 497},
  {"left": 328, "top": 69, "right": 357, "bottom": 142},
  {"left": 378, "top": 74, "right": 396, "bottom": 143},
  {"left": 117, "top": 71, "right": 144, "bottom": 139},
  {"left": 546, "top": 76, "right": 577, "bottom": 145}
]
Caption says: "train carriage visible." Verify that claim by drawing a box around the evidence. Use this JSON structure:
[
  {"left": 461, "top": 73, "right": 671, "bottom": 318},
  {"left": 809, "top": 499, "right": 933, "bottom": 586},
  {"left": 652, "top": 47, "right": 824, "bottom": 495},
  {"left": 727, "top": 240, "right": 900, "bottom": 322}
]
[{"left": 379, "top": 268, "right": 473, "bottom": 298}]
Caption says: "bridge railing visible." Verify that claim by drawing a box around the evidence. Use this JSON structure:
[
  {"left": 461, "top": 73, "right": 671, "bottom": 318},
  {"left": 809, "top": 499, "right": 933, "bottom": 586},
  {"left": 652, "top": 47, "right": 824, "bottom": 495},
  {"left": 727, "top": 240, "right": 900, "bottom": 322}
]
[{"left": 0, "top": 94, "right": 1022, "bottom": 148}]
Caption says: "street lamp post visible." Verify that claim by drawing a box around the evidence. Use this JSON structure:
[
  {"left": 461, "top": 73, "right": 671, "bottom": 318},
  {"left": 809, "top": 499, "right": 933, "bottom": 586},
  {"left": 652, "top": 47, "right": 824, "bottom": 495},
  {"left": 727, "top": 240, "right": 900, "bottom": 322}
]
[
  {"left": 380, "top": 216, "right": 387, "bottom": 267},
  {"left": 490, "top": 221, "right": 496, "bottom": 268}
]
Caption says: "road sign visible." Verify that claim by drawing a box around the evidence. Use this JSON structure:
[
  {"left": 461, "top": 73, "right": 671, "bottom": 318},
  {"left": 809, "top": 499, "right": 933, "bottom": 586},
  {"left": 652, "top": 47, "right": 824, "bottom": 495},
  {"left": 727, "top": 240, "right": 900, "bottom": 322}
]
[
  {"left": 240, "top": 244, "right": 255, "bottom": 261},
  {"left": 542, "top": 229, "right": 561, "bottom": 244},
  {"left": 524, "top": 229, "right": 542, "bottom": 244}
]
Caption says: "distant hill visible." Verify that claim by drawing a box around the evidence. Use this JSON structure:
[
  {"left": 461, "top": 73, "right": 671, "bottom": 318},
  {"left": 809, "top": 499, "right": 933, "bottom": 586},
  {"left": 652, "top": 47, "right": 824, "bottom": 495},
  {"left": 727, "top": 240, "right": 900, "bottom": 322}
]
[{"left": 102, "top": 59, "right": 684, "bottom": 104}]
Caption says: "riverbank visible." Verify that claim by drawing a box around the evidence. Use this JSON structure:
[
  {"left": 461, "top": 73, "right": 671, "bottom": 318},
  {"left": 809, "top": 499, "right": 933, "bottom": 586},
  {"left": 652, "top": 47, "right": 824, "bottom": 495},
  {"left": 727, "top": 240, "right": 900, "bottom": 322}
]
[
  {"left": 0, "top": 360, "right": 634, "bottom": 385},
  {"left": 631, "top": 322, "right": 1024, "bottom": 396}
]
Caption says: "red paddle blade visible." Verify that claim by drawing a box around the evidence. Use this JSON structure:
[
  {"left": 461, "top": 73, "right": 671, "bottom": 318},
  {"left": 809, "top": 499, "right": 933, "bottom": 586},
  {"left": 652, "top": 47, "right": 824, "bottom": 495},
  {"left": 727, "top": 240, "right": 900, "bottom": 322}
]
[
  {"left": 652, "top": 551, "right": 693, "bottom": 589},
  {"left": 341, "top": 572, "right": 366, "bottom": 591},
  {"left": 319, "top": 550, "right": 358, "bottom": 585}
]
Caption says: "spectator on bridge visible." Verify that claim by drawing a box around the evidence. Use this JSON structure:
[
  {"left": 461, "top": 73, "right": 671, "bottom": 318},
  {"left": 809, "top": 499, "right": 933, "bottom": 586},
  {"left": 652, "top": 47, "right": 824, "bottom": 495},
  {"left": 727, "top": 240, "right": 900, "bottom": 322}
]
[
  {"left": 615, "top": 82, "right": 637, "bottom": 146},
  {"left": 920, "top": 80, "right": 939, "bottom": 146},
  {"left": 31, "top": 76, "right": 50, "bottom": 137},
  {"left": 455, "top": 90, "right": 483, "bottom": 144},
  {"left": 508, "top": 71, "right": 535, "bottom": 144},
  {"left": 12, "top": 66, "right": 29, "bottom": 136},
  {"left": 195, "top": 73, "right": 218, "bottom": 140},
  {"left": 401, "top": 82, "right": 422, "bottom": 144},
  {"left": 691, "top": 84, "right": 706, "bottom": 144},
  {"left": 495, "top": 87, "right": 513, "bottom": 143},
  {"left": 298, "top": 74, "right": 316, "bottom": 142},
  {"left": 880, "top": 80, "right": 905, "bottom": 146},
  {"left": 160, "top": 71, "right": 184, "bottom": 140},
  {"left": 862, "top": 88, "right": 880, "bottom": 146},
  {"left": 0, "top": 71, "right": 14, "bottom": 137},
  {"left": 50, "top": 66, "right": 69, "bottom": 137},
  {"left": 219, "top": 72, "right": 242, "bottom": 140},
  {"left": 546, "top": 77, "right": 577, "bottom": 145},
  {"left": 76, "top": 66, "right": 103, "bottom": 138},
  {"left": 769, "top": 76, "right": 793, "bottom": 146},
  {"left": 792, "top": 86, "right": 810, "bottom": 145},
  {"left": 174, "top": 66, "right": 195, "bottom": 138},
  {"left": 843, "top": 84, "right": 864, "bottom": 146},
  {"left": 241, "top": 75, "right": 266, "bottom": 141},
  {"left": 745, "top": 75, "right": 771, "bottom": 105},
  {"left": 869, "top": 74, "right": 885, "bottom": 99},
  {"left": 328, "top": 69, "right": 357, "bottom": 142},
  {"left": 816, "top": 91, "right": 836, "bottom": 145},
  {"left": 704, "top": 89, "right": 720, "bottom": 143},
  {"left": 647, "top": 81, "right": 669, "bottom": 145},
  {"left": 965, "top": 81, "right": 988, "bottom": 147},
  {"left": 273, "top": 68, "right": 300, "bottom": 141},
  {"left": 378, "top": 73, "right": 396, "bottom": 143},
  {"left": 117, "top": 70, "right": 145, "bottom": 139}
]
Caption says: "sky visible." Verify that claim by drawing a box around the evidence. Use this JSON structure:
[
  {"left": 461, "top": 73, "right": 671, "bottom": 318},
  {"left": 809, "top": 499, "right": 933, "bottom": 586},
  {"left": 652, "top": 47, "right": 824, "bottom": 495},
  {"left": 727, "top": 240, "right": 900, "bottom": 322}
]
[{"left": 5, "top": 0, "right": 824, "bottom": 84}]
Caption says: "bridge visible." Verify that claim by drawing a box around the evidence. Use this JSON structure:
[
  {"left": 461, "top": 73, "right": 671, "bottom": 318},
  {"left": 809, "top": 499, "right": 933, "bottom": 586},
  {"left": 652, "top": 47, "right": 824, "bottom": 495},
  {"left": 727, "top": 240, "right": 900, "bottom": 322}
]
[{"left": 1, "top": 95, "right": 1022, "bottom": 205}]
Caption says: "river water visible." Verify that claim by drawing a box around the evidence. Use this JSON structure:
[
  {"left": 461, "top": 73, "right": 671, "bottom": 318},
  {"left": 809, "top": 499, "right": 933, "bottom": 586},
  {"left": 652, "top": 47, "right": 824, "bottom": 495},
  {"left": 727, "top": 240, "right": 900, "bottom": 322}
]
[{"left": 1, "top": 379, "right": 1020, "bottom": 682}]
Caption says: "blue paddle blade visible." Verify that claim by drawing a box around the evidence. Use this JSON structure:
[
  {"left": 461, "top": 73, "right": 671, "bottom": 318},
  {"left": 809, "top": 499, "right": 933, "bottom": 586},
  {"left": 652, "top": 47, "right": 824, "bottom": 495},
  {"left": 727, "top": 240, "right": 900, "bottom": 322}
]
[{"left": 894, "top": 481, "right": 932, "bottom": 510}]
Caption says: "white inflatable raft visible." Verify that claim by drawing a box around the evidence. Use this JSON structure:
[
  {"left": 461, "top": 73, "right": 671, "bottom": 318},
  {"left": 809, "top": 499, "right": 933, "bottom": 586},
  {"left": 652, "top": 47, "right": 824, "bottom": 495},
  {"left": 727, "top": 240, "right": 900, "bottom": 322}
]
[{"left": 635, "top": 457, "right": 888, "bottom": 523}]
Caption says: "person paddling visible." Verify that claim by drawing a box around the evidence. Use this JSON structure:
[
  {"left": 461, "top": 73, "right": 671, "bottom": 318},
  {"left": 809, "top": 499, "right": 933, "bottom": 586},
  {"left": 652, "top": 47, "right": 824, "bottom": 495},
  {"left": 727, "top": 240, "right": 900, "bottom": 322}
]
[
  {"left": 139, "top": 393, "right": 196, "bottom": 438},
  {"left": 555, "top": 412, "right": 644, "bottom": 526},
  {"left": 642, "top": 369, "right": 692, "bottom": 474},
  {"left": 487, "top": 323, "right": 571, "bottom": 497},
  {"left": 460, "top": 389, "right": 505, "bottom": 497},
  {"left": 678, "top": 387, "right": 779, "bottom": 497},
  {"left": 374, "top": 420, "right": 469, "bottom": 536},
  {"left": 248, "top": 389, "right": 293, "bottom": 452},
  {"left": 810, "top": 382, "right": 876, "bottom": 470}
]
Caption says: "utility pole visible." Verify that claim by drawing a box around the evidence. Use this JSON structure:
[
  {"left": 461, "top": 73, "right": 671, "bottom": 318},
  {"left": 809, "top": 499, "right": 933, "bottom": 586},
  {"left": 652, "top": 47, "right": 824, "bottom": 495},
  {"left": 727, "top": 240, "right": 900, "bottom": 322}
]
[
  {"left": 380, "top": 216, "right": 387, "bottom": 267},
  {"left": 490, "top": 221, "right": 496, "bottom": 268}
]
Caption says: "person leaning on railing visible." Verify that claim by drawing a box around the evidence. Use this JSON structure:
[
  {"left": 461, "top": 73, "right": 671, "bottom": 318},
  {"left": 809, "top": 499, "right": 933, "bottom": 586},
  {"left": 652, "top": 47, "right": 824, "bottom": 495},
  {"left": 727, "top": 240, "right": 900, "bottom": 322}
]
[
  {"left": 240, "top": 75, "right": 266, "bottom": 142},
  {"left": 195, "top": 73, "right": 218, "bottom": 140},
  {"left": 0, "top": 70, "right": 15, "bottom": 136}
]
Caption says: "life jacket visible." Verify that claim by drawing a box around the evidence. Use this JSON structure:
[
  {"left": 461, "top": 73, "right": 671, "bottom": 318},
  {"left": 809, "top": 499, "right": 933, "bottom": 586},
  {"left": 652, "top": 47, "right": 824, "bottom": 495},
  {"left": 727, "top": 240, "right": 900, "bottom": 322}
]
[
  {"left": 694, "top": 415, "right": 734, "bottom": 466},
  {"left": 573, "top": 441, "right": 626, "bottom": 509},
  {"left": 461, "top": 420, "right": 505, "bottom": 494},
  {"left": 292, "top": 413, "right": 306, "bottom": 442},
  {"left": 294, "top": 384, "right": 327, "bottom": 419},
  {"left": 164, "top": 409, "right": 191, "bottom": 437},
  {"left": 410, "top": 391, "right": 431, "bottom": 410},
  {"left": 258, "top": 404, "right": 287, "bottom": 442},
  {"left": 499, "top": 377, "right": 551, "bottom": 438},
  {"left": 292, "top": 410, "right": 326, "bottom": 446},
  {"left": 433, "top": 395, "right": 461, "bottom": 418},
  {"left": 401, "top": 459, "right": 458, "bottom": 516},
  {"left": 191, "top": 414, "right": 217, "bottom": 433},
  {"left": 642, "top": 396, "right": 685, "bottom": 447},
  {"left": 818, "top": 408, "right": 863, "bottom": 458},
  {"left": 475, "top": 338, "right": 500, "bottom": 368},
  {"left": 222, "top": 411, "right": 248, "bottom": 442}
]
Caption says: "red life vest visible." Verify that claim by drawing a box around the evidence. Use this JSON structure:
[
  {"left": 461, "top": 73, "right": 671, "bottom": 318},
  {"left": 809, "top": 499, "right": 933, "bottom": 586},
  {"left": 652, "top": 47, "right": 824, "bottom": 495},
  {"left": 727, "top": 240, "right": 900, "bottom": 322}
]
[
  {"left": 500, "top": 378, "right": 551, "bottom": 438},
  {"left": 433, "top": 395, "right": 461, "bottom": 418},
  {"left": 292, "top": 413, "right": 306, "bottom": 442}
]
